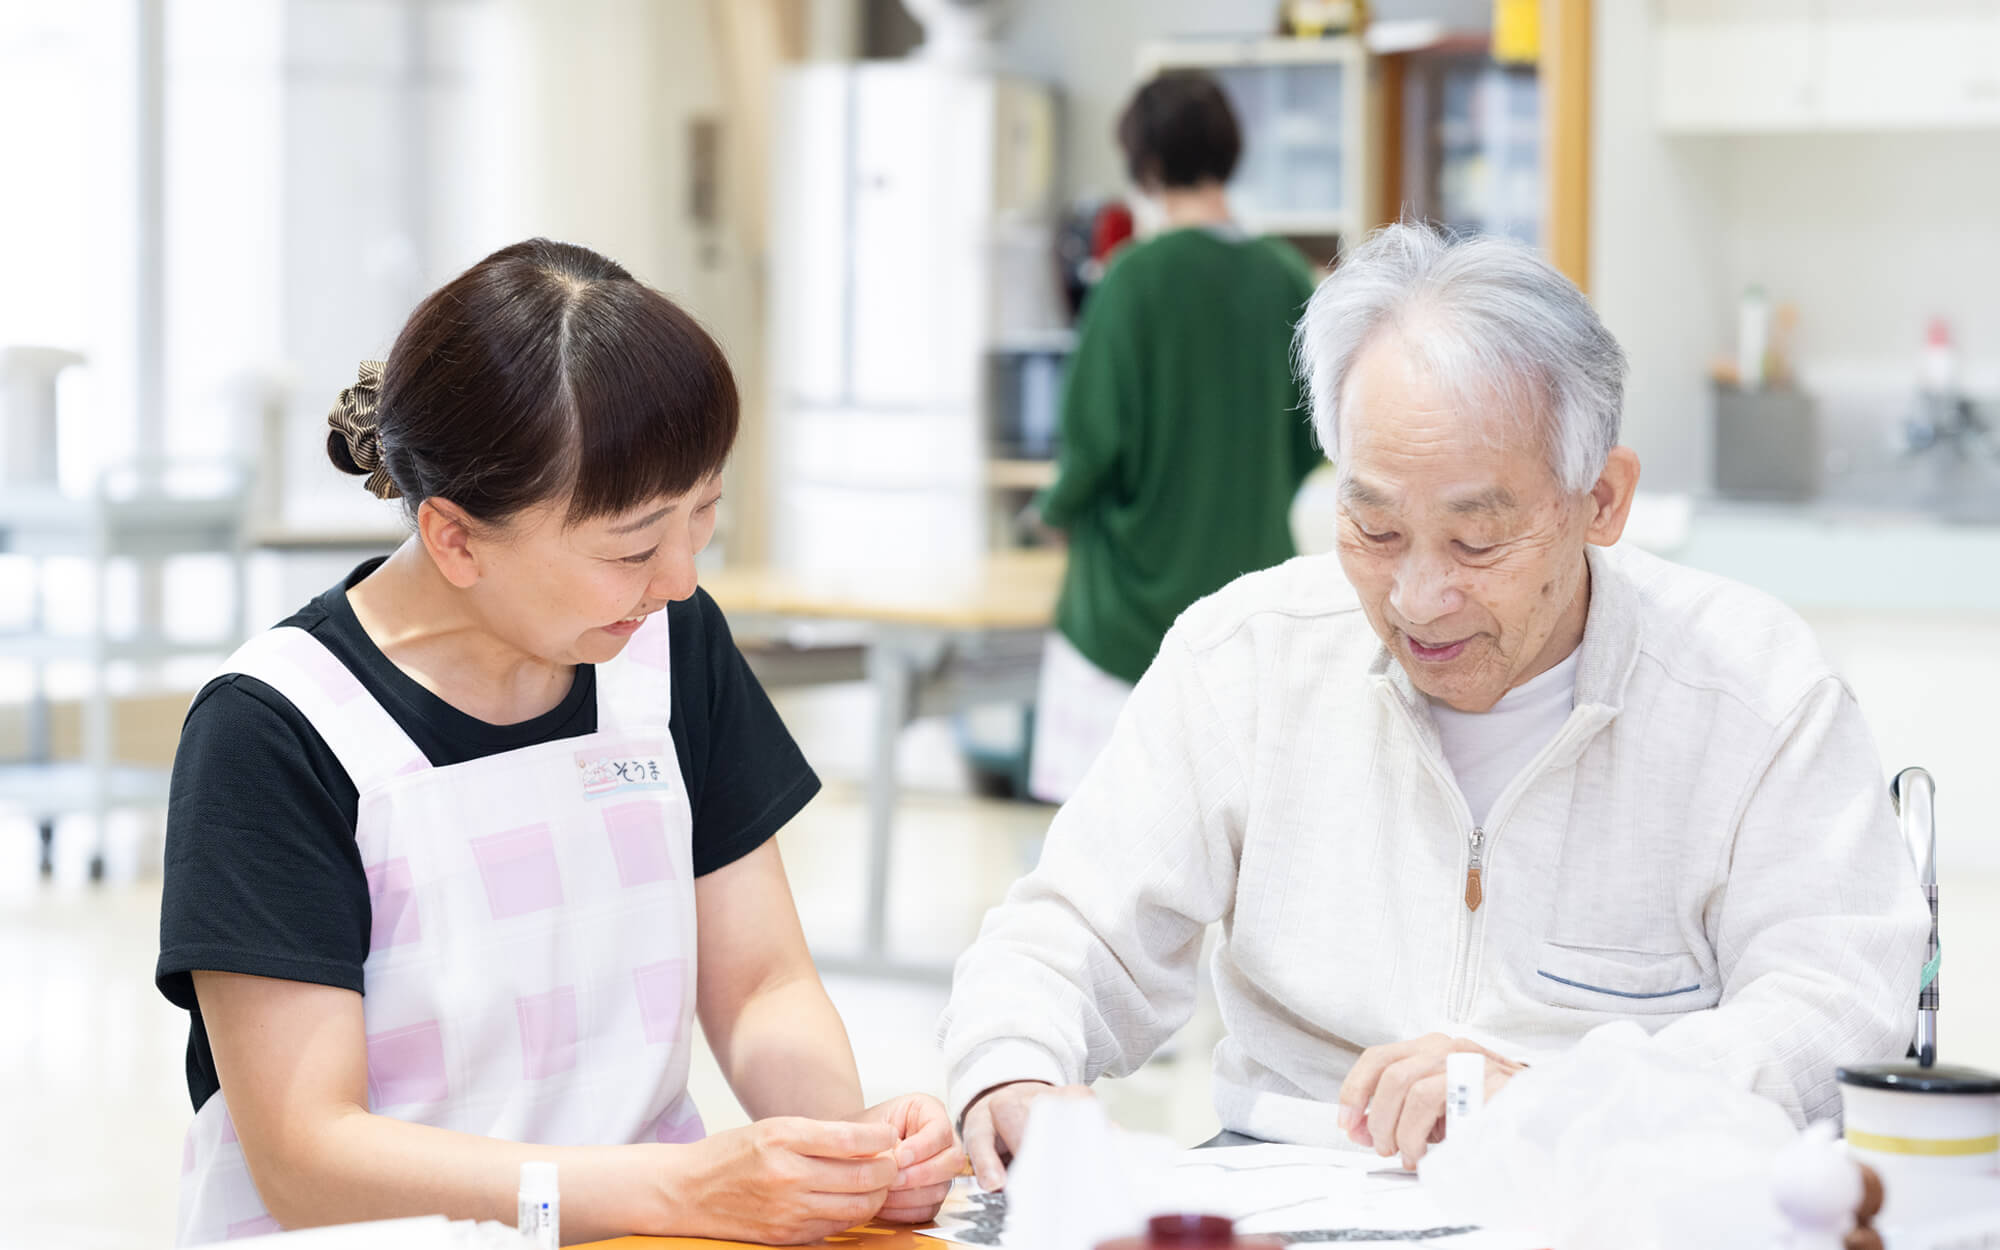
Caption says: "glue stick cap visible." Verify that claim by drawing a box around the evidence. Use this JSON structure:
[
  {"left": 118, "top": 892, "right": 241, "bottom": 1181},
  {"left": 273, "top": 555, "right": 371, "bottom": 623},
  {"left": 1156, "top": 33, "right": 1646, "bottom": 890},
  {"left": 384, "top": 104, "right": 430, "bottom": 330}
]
[{"left": 520, "top": 1161, "right": 558, "bottom": 1201}]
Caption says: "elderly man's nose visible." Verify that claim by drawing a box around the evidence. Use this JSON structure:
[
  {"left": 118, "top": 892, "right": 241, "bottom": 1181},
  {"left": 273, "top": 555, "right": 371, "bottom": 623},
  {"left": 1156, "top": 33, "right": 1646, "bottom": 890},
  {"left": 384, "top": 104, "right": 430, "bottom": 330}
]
[{"left": 1391, "top": 553, "right": 1463, "bottom": 624}]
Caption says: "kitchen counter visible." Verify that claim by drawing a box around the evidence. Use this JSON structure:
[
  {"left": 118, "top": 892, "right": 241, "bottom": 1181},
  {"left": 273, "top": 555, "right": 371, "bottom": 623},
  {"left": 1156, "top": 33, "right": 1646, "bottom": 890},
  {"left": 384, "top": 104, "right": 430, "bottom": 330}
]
[{"left": 1668, "top": 498, "right": 2000, "bottom": 615}]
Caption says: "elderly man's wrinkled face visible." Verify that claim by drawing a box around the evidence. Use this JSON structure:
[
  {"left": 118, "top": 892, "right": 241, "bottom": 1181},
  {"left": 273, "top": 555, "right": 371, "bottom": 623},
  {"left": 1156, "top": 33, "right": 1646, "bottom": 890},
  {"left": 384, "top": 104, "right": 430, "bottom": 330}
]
[{"left": 1335, "top": 336, "right": 1635, "bottom": 713}]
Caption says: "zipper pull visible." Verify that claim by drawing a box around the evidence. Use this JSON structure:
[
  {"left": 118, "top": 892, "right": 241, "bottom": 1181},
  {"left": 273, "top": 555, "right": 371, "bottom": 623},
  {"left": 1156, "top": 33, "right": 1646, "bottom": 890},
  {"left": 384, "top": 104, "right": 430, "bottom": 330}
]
[{"left": 1464, "top": 826, "right": 1485, "bottom": 912}]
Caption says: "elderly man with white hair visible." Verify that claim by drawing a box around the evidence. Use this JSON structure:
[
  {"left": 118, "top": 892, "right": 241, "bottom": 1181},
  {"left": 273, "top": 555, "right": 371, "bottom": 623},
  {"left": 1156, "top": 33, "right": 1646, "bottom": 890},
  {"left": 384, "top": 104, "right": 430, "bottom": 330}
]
[{"left": 938, "top": 223, "right": 1927, "bottom": 1185}]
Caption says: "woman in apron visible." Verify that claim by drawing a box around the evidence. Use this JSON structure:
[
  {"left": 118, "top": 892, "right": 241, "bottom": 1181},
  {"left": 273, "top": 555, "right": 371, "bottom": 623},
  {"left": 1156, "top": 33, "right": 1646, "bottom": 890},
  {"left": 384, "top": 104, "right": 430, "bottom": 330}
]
[{"left": 156, "top": 239, "right": 961, "bottom": 1244}]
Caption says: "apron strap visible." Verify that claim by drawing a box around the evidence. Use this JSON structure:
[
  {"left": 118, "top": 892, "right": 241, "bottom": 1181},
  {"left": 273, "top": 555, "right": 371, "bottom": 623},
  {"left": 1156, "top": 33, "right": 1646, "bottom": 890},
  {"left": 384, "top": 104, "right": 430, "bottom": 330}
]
[
  {"left": 593, "top": 608, "right": 674, "bottom": 735},
  {"left": 211, "top": 626, "right": 430, "bottom": 793}
]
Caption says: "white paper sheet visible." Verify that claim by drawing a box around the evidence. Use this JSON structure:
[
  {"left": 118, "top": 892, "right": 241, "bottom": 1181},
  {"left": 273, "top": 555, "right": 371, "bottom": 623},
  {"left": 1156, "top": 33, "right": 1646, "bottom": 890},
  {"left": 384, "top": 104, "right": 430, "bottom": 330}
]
[{"left": 924, "top": 1144, "right": 1547, "bottom": 1249}]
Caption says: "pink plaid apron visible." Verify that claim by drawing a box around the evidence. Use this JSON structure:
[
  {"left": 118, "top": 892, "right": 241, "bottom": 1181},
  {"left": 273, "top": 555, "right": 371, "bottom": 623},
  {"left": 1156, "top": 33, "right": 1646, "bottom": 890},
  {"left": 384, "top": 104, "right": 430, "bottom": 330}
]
[{"left": 177, "top": 611, "right": 702, "bottom": 1244}]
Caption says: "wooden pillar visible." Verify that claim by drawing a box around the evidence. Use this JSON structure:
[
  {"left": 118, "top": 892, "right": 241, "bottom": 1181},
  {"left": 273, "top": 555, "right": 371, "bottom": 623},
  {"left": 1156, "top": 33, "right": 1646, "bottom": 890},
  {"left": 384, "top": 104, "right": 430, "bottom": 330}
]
[
  {"left": 1541, "top": 0, "right": 1592, "bottom": 293},
  {"left": 708, "top": 0, "right": 808, "bottom": 566},
  {"left": 1373, "top": 52, "right": 1407, "bottom": 229}
]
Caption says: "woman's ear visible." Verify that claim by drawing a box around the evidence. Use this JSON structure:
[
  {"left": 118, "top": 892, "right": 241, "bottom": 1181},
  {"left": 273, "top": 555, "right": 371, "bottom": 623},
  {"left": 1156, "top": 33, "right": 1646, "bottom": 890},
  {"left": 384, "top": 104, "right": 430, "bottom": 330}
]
[{"left": 416, "top": 497, "right": 483, "bottom": 589}]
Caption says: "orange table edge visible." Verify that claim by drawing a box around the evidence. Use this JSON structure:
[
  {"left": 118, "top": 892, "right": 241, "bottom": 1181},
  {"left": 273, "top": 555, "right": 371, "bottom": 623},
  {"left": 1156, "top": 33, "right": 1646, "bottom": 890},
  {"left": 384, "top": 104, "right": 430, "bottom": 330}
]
[{"left": 579, "top": 1227, "right": 946, "bottom": 1249}]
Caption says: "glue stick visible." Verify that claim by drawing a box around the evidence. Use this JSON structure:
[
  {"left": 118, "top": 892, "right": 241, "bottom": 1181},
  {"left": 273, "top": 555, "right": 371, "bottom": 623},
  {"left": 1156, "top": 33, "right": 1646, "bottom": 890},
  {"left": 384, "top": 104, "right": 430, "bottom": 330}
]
[{"left": 1444, "top": 1052, "right": 1485, "bottom": 1138}]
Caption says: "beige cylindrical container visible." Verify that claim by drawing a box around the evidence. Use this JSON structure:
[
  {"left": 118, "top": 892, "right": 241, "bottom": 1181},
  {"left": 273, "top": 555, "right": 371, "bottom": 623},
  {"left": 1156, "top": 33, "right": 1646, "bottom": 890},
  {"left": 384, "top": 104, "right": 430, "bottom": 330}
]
[{"left": 1837, "top": 1062, "right": 2000, "bottom": 1181}]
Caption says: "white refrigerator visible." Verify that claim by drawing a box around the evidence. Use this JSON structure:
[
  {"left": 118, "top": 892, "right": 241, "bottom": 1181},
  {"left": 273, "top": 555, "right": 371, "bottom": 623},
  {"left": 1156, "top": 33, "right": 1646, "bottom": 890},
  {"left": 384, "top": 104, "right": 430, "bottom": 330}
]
[{"left": 766, "top": 61, "right": 1061, "bottom": 579}]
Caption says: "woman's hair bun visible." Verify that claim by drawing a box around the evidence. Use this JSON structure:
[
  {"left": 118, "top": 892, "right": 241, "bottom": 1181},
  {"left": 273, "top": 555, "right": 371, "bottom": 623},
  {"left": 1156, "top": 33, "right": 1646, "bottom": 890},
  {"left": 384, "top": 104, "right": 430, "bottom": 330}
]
[{"left": 324, "top": 360, "right": 400, "bottom": 499}]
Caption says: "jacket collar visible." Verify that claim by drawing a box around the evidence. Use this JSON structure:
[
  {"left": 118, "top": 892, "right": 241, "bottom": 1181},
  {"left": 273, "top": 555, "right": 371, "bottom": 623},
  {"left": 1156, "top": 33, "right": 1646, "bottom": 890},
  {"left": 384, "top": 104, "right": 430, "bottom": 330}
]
[{"left": 1368, "top": 543, "right": 1644, "bottom": 741}]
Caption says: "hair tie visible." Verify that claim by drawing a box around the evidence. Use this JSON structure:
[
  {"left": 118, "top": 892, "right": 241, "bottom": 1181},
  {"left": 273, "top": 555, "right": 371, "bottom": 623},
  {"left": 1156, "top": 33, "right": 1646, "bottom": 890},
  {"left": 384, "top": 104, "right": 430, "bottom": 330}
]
[{"left": 328, "top": 360, "right": 400, "bottom": 499}]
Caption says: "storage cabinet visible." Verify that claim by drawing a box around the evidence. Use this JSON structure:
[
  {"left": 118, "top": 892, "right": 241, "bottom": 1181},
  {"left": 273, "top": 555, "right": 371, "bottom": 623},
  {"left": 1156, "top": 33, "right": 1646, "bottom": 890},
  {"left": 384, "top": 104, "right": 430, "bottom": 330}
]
[
  {"left": 1817, "top": 1, "right": 2000, "bottom": 129},
  {"left": 1657, "top": 0, "right": 2000, "bottom": 133}
]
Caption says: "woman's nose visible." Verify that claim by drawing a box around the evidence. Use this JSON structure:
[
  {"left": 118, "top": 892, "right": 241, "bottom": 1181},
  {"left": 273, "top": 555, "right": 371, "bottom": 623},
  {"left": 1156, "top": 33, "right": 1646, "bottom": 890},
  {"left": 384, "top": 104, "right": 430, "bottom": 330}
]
[{"left": 649, "top": 544, "right": 699, "bottom": 603}]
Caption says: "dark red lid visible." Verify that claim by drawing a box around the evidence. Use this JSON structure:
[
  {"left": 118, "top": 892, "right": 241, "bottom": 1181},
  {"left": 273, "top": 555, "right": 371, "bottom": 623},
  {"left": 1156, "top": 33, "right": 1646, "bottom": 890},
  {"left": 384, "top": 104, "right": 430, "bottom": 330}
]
[
  {"left": 1147, "top": 1214, "right": 1237, "bottom": 1245},
  {"left": 1096, "top": 1214, "right": 1289, "bottom": 1250}
]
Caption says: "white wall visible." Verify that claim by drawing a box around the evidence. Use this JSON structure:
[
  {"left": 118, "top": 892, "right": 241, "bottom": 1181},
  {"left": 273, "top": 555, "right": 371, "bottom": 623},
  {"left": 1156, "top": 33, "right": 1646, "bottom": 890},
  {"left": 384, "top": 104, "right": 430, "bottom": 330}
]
[
  {"left": 0, "top": 2, "right": 143, "bottom": 490},
  {"left": 1588, "top": 1, "right": 1730, "bottom": 494},
  {"left": 273, "top": 0, "right": 734, "bottom": 533}
]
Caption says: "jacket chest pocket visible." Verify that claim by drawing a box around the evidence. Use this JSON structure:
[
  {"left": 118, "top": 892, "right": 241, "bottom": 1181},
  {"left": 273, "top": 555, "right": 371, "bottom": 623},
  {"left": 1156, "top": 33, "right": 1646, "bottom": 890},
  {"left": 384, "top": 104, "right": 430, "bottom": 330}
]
[{"left": 1532, "top": 941, "right": 1719, "bottom": 1016}]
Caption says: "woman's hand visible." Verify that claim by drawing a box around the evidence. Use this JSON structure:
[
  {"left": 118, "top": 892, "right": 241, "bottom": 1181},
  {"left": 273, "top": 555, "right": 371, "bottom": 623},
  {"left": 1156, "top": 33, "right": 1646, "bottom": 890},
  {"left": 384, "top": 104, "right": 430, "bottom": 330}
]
[
  {"left": 853, "top": 1093, "right": 965, "bottom": 1223},
  {"left": 665, "top": 1117, "right": 899, "bottom": 1245}
]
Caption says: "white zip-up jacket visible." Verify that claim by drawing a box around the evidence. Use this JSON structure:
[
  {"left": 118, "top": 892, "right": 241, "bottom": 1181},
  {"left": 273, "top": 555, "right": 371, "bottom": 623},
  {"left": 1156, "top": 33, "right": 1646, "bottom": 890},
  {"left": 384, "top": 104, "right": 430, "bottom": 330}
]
[{"left": 940, "top": 544, "right": 1927, "bottom": 1142}]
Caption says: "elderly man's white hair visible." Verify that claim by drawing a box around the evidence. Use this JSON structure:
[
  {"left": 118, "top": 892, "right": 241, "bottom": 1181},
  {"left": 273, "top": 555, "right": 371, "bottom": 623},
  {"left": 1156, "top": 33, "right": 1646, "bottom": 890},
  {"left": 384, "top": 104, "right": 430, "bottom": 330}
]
[{"left": 1296, "top": 222, "right": 1628, "bottom": 494}]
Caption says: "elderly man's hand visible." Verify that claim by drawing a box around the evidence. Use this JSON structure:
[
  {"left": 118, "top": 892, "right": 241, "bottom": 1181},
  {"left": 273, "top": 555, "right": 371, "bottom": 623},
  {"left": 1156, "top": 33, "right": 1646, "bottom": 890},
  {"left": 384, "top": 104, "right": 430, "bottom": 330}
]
[
  {"left": 1336, "top": 1034, "right": 1523, "bottom": 1168},
  {"left": 961, "top": 1080, "right": 1093, "bottom": 1191}
]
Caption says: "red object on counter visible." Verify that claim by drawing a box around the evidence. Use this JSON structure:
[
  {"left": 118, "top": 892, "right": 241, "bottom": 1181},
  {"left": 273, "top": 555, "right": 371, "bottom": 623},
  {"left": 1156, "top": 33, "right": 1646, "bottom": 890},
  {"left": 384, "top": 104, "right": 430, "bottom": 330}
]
[
  {"left": 1095, "top": 1214, "right": 1289, "bottom": 1250},
  {"left": 1091, "top": 201, "right": 1135, "bottom": 263}
]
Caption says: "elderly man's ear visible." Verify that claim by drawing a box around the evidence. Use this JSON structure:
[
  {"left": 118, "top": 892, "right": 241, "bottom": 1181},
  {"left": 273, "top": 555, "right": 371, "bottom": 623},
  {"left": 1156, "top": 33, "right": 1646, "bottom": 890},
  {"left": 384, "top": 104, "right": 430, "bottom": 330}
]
[{"left": 1584, "top": 446, "right": 1643, "bottom": 548}]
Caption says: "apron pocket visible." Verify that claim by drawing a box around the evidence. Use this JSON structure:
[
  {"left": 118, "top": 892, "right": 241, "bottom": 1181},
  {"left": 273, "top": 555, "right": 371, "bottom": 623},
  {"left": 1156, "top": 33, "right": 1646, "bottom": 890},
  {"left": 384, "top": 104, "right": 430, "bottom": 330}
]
[{"left": 1534, "top": 942, "right": 1712, "bottom": 1015}]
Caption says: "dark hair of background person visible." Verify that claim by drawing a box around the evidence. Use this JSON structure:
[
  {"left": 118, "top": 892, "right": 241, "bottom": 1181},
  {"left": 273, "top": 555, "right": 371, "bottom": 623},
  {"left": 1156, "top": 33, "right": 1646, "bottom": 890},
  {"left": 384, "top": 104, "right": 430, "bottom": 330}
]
[
  {"left": 327, "top": 237, "right": 740, "bottom": 528},
  {"left": 1116, "top": 70, "right": 1244, "bottom": 191}
]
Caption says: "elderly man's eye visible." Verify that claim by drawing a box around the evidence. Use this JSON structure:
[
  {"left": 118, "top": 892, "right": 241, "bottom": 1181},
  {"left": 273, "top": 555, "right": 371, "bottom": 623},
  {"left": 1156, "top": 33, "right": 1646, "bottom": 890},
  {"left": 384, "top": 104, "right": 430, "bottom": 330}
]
[
  {"left": 1456, "top": 542, "right": 1496, "bottom": 558},
  {"left": 1360, "top": 528, "right": 1398, "bottom": 544}
]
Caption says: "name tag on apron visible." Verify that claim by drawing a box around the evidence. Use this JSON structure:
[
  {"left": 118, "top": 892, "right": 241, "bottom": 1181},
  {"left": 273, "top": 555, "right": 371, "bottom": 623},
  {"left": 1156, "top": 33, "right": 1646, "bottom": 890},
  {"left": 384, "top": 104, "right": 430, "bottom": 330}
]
[{"left": 576, "top": 741, "right": 675, "bottom": 800}]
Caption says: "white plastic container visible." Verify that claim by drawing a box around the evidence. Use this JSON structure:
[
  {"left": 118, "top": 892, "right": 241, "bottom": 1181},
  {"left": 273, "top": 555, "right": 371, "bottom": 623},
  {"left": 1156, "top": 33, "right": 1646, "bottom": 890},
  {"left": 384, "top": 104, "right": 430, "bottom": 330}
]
[
  {"left": 1737, "top": 285, "right": 1770, "bottom": 391},
  {"left": 517, "top": 1161, "right": 559, "bottom": 1250},
  {"left": 1921, "top": 318, "right": 1958, "bottom": 395}
]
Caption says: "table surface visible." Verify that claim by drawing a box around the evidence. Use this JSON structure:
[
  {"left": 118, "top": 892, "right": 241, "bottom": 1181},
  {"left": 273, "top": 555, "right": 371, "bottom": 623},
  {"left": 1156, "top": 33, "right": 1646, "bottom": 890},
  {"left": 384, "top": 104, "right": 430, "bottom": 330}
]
[
  {"left": 579, "top": 1228, "right": 945, "bottom": 1249},
  {"left": 699, "top": 550, "right": 1064, "bottom": 631}
]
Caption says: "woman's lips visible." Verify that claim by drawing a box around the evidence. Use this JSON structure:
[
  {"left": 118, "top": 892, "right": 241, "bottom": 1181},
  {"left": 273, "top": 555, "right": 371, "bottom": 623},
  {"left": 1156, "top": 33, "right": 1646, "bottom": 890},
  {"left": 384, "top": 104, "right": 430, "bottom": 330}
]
[
  {"left": 601, "top": 612, "right": 650, "bottom": 637},
  {"left": 1404, "top": 634, "right": 1470, "bottom": 664}
]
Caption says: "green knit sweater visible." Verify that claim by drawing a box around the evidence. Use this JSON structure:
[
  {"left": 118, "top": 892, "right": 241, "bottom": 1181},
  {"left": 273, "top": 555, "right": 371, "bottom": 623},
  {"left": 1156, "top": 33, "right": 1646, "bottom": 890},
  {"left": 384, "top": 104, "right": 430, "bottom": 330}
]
[{"left": 1039, "top": 227, "right": 1323, "bottom": 684}]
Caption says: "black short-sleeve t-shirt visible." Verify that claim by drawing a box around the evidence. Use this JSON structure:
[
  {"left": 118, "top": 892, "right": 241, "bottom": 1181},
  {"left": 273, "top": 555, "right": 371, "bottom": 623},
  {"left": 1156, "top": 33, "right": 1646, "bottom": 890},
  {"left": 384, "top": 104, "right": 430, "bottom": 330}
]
[{"left": 155, "top": 558, "right": 819, "bottom": 1111}]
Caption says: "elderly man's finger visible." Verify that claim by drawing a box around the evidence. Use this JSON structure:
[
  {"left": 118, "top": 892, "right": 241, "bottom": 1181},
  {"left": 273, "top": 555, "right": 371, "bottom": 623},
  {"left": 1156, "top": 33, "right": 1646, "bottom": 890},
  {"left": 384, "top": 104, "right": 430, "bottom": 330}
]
[
  {"left": 1337, "top": 1038, "right": 1427, "bottom": 1140},
  {"left": 987, "top": 1090, "right": 1041, "bottom": 1162},
  {"left": 962, "top": 1101, "right": 1008, "bottom": 1192},
  {"left": 1396, "top": 1073, "right": 1448, "bottom": 1168},
  {"left": 1365, "top": 1055, "right": 1432, "bottom": 1158}
]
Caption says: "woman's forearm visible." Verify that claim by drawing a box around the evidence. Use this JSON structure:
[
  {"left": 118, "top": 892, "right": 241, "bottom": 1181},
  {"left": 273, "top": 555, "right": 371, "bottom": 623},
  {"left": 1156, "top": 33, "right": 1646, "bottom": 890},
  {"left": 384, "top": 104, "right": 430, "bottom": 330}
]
[
  {"left": 710, "top": 973, "right": 865, "bottom": 1122},
  {"left": 254, "top": 1105, "right": 675, "bottom": 1244}
]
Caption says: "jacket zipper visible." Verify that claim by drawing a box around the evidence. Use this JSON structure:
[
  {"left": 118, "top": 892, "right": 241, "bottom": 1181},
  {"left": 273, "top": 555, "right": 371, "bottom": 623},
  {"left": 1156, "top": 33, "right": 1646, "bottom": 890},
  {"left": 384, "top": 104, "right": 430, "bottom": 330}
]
[
  {"left": 1464, "top": 826, "right": 1486, "bottom": 912},
  {"left": 1376, "top": 684, "right": 1612, "bottom": 1022},
  {"left": 1375, "top": 694, "right": 1486, "bottom": 1020}
]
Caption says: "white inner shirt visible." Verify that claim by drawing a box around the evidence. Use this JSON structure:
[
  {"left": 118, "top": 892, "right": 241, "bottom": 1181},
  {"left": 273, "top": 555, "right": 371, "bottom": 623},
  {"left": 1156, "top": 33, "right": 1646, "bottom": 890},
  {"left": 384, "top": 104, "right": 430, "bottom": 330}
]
[{"left": 1428, "top": 649, "right": 1580, "bottom": 827}]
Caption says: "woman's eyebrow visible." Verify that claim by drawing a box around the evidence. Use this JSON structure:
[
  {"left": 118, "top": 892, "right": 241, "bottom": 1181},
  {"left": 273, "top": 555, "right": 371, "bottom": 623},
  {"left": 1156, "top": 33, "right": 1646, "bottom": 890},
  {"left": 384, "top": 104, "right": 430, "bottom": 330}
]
[{"left": 609, "top": 505, "right": 674, "bottom": 535}]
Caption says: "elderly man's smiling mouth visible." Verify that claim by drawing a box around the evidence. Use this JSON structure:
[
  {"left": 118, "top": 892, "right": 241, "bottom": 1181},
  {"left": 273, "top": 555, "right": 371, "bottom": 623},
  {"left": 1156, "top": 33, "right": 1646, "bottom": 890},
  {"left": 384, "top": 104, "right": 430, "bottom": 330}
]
[{"left": 1403, "top": 634, "right": 1473, "bottom": 662}]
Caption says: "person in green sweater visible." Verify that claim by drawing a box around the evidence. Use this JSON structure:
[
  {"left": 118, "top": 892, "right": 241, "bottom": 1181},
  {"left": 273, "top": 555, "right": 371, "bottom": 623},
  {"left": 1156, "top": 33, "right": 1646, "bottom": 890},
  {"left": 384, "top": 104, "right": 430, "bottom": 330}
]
[{"left": 1027, "top": 69, "right": 1325, "bottom": 802}]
